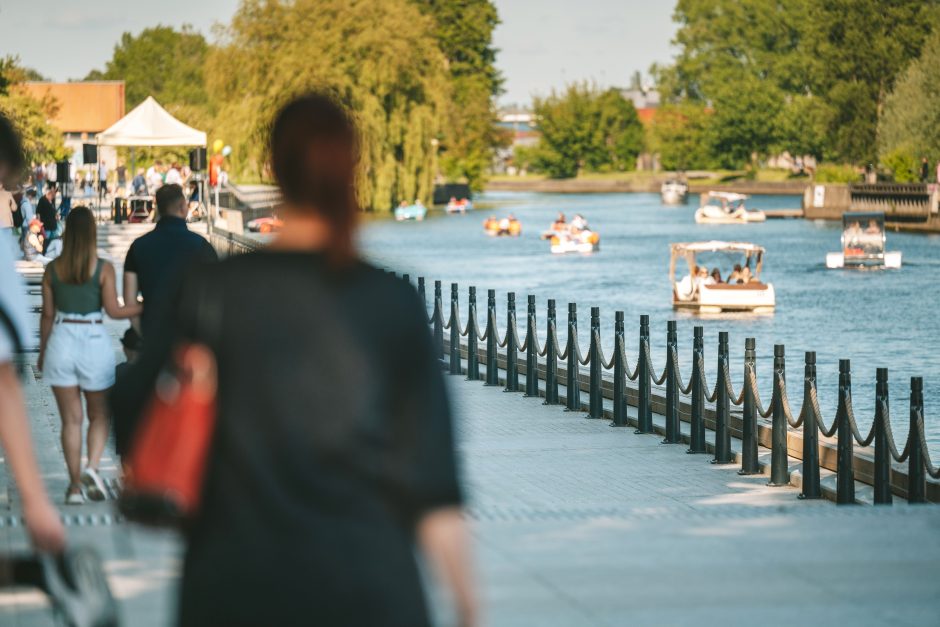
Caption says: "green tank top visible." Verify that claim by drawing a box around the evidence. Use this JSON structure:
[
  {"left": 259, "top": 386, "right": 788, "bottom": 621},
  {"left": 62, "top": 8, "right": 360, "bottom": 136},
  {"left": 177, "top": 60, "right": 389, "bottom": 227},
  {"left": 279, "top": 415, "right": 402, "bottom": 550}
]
[{"left": 50, "top": 259, "right": 104, "bottom": 315}]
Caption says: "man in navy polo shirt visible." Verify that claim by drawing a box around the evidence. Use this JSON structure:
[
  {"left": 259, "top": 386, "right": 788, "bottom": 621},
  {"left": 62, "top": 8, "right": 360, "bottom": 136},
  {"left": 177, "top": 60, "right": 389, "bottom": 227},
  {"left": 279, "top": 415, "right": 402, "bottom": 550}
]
[{"left": 122, "top": 184, "right": 217, "bottom": 339}]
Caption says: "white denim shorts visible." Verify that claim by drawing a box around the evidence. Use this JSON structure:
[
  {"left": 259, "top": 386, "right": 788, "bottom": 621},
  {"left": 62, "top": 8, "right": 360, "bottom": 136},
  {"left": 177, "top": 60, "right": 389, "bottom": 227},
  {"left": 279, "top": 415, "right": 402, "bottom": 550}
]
[{"left": 43, "top": 312, "right": 116, "bottom": 391}]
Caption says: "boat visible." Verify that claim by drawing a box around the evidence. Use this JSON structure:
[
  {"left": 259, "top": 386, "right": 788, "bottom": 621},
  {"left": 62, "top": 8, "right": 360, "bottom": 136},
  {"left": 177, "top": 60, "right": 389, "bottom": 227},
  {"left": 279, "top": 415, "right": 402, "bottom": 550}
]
[
  {"left": 446, "top": 197, "right": 472, "bottom": 214},
  {"left": 670, "top": 241, "right": 775, "bottom": 313},
  {"left": 394, "top": 202, "right": 427, "bottom": 221},
  {"left": 661, "top": 179, "right": 689, "bottom": 204},
  {"left": 826, "top": 212, "right": 901, "bottom": 269},
  {"left": 484, "top": 215, "right": 521, "bottom": 237},
  {"left": 694, "top": 192, "right": 766, "bottom": 224},
  {"left": 247, "top": 216, "right": 283, "bottom": 234},
  {"left": 549, "top": 229, "right": 599, "bottom": 254}
]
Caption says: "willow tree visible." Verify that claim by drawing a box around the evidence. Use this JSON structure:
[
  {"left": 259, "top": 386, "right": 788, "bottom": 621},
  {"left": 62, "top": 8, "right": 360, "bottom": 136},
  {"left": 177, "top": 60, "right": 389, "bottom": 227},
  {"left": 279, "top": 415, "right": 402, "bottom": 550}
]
[{"left": 206, "top": 0, "right": 450, "bottom": 211}]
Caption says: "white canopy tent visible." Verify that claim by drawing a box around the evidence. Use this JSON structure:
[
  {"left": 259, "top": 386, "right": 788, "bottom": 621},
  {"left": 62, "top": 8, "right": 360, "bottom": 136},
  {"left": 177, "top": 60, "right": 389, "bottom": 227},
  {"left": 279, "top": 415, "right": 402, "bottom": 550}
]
[{"left": 96, "top": 96, "right": 206, "bottom": 147}]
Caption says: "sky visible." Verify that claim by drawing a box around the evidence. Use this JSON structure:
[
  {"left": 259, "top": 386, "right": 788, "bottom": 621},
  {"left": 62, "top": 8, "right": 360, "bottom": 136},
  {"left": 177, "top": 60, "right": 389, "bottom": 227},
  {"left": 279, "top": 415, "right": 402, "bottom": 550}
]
[{"left": 0, "top": 0, "right": 678, "bottom": 107}]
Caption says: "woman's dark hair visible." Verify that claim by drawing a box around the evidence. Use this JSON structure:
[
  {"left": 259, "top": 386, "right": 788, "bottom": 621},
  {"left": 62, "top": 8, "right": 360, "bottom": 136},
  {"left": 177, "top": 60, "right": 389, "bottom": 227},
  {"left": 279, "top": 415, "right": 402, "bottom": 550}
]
[
  {"left": 271, "top": 93, "right": 359, "bottom": 264},
  {"left": 0, "top": 112, "right": 25, "bottom": 180}
]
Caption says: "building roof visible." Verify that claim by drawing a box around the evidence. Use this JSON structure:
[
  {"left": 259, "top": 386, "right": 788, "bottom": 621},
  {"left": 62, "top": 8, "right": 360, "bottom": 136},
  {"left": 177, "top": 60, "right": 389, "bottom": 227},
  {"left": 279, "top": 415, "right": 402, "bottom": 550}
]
[{"left": 18, "top": 82, "right": 125, "bottom": 133}]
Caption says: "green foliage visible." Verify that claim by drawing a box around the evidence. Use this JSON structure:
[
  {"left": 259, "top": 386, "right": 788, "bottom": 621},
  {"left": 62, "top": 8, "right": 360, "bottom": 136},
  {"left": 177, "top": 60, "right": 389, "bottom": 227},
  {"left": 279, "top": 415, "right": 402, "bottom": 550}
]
[
  {"left": 86, "top": 25, "right": 209, "bottom": 110},
  {"left": 814, "top": 164, "right": 860, "bottom": 184},
  {"left": 414, "top": 0, "right": 501, "bottom": 190},
  {"left": 531, "top": 83, "right": 644, "bottom": 178},
  {"left": 648, "top": 103, "right": 715, "bottom": 171},
  {"left": 207, "top": 0, "right": 450, "bottom": 210},
  {"left": 879, "top": 29, "right": 940, "bottom": 170},
  {"left": 0, "top": 56, "right": 67, "bottom": 169},
  {"left": 881, "top": 147, "right": 919, "bottom": 183},
  {"left": 658, "top": 0, "right": 939, "bottom": 166}
]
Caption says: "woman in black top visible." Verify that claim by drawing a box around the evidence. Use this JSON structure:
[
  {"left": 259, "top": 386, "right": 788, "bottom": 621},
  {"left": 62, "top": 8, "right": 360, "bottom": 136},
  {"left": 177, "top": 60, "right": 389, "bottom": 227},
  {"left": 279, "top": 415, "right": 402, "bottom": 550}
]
[{"left": 114, "top": 94, "right": 475, "bottom": 626}]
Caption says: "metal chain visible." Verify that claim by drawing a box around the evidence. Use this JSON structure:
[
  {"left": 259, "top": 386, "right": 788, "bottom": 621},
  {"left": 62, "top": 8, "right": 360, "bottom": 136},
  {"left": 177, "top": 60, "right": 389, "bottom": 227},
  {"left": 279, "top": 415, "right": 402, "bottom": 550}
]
[
  {"left": 476, "top": 316, "right": 488, "bottom": 342},
  {"left": 843, "top": 392, "right": 876, "bottom": 447},
  {"left": 811, "top": 386, "right": 839, "bottom": 437},
  {"left": 576, "top": 333, "right": 590, "bottom": 367},
  {"left": 646, "top": 343, "right": 668, "bottom": 386},
  {"left": 595, "top": 330, "right": 615, "bottom": 370},
  {"left": 722, "top": 361, "right": 745, "bottom": 406},
  {"left": 700, "top": 355, "right": 719, "bottom": 403},
  {"left": 492, "top": 310, "right": 509, "bottom": 349},
  {"left": 551, "top": 323, "right": 568, "bottom": 361},
  {"left": 914, "top": 407, "right": 940, "bottom": 479},
  {"left": 878, "top": 399, "right": 910, "bottom": 463},
  {"left": 776, "top": 376, "right": 803, "bottom": 428},
  {"left": 511, "top": 316, "right": 527, "bottom": 352}
]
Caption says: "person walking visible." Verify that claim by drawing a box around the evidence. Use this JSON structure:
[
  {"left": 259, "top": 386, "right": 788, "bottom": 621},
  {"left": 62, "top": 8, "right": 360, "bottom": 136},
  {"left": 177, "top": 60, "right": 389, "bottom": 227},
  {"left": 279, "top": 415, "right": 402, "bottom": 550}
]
[
  {"left": 38, "top": 207, "right": 141, "bottom": 504},
  {"left": 920, "top": 157, "right": 930, "bottom": 183},
  {"left": 0, "top": 111, "right": 66, "bottom": 553},
  {"left": 122, "top": 183, "right": 217, "bottom": 339},
  {"left": 114, "top": 93, "right": 477, "bottom": 626}
]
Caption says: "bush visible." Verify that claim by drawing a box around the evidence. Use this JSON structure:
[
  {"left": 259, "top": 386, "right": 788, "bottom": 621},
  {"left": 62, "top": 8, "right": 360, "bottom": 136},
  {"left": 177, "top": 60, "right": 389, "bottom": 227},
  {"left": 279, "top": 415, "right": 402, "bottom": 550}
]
[
  {"left": 814, "top": 164, "right": 860, "bottom": 183},
  {"left": 880, "top": 148, "right": 919, "bottom": 182}
]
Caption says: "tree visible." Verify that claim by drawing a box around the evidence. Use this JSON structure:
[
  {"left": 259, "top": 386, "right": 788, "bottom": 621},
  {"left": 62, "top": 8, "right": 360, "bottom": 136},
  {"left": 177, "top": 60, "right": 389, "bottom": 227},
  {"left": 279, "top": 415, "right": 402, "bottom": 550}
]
[
  {"left": 531, "top": 83, "right": 643, "bottom": 178},
  {"left": 648, "top": 103, "right": 715, "bottom": 171},
  {"left": 207, "top": 0, "right": 450, "bottom": 211},
  {"left": 413, "top": 0, "right": 502, "bottom": 190},
  {"left": 0, "top": 56, "right": 67, "bottom": 168},
  {"left": 87, "top": 25, "right": 209, "bottom": 111},
  {"left": 878, "top": 28, "right": 940, "bottom": 173}
]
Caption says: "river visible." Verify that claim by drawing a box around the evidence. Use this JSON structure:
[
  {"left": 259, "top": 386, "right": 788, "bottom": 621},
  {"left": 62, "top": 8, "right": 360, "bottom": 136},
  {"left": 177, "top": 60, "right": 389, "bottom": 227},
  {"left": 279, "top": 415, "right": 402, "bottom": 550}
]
[{"left": 359, "top": 191, "right": 940, "bottom": 454}]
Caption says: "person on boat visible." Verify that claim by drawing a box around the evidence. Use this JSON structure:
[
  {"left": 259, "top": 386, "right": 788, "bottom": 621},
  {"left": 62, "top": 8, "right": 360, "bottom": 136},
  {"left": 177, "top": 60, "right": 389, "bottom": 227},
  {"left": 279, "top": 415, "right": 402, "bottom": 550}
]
[
  {"left": 677, "top": 265, "right": 698, "bottom": 300},
  {"left": 710, "top": 268, "right": 723, "bottom": 284},
  {"left": 739, "top": 265, "right": 753, "bottom": 283},
  {"left": 571, "top": 214, "right": 587, "bottom": 231},
  {"left": 507, "top": 214, "right": 521, "bottom": 236},
  {"left": 728, "top": 264, "right": 744, "bottom": 284},
  {"left": 864, "top": 218, "right": 881, "bottom": 235},
  {"left": 497, "top": 216, "right": 511, "bottom": 234},
  {"left": 698, "top": 266, "right": 714, "bottom": 287},
  {"left": 552, "top": 212, "right": 566, "bottom": 230},
  {"left": 844, "top": 220, "right": 863, "bottom": 249},
  {"left": 483, "top": 215, "right": 498, "bottom": 233}
]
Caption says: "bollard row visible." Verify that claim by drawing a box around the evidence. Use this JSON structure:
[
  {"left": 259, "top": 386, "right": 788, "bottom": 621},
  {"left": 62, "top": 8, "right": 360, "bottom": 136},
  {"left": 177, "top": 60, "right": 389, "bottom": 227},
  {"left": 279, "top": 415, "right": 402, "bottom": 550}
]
[{"left": 415, "top": 277, "right": 938, "bottom": 505}]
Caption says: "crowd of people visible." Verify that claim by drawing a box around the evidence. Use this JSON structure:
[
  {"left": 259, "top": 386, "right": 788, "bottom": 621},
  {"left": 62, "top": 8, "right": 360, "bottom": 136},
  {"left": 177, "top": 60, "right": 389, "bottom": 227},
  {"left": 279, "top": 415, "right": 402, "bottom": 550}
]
[{"left": 0, "top": 96, "right": 476, "bottom": 625}]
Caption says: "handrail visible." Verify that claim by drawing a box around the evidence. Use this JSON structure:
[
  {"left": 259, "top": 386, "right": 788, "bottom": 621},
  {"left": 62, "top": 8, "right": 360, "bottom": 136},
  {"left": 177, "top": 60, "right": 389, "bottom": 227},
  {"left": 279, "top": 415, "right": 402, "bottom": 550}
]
[{"left": 407, "top": 277, "right": 938, "bottom": 505}]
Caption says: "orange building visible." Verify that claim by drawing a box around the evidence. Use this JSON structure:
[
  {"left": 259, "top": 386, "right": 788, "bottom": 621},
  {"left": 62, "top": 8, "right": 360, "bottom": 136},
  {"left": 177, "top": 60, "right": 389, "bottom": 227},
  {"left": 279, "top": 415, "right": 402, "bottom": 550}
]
[{"left": 17, "top": 81, "right": 126, "bottom": 166}]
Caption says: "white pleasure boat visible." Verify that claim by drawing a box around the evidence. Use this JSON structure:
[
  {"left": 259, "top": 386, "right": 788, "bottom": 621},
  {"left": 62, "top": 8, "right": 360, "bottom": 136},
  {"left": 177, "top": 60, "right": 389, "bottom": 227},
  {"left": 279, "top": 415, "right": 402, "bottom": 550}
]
[
  {"left": 825, "top": 212, "right": 901, "bottom": 269},
  {"left": 694, "top": 192, "right": 766, "bottom": 224},
  {"left": 670, "top": 241, "right": 775, "bottom": 313}
]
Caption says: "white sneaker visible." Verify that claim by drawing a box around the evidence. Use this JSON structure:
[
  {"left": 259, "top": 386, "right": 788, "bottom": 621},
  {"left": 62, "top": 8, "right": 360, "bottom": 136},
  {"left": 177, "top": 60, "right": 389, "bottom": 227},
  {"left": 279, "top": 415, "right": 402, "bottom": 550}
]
[
  {"left": 80, "top": 468, "right": 107, "bottom": 502},
  {"left": 65, "top": 489, "right": 85, "bottom": 506}
]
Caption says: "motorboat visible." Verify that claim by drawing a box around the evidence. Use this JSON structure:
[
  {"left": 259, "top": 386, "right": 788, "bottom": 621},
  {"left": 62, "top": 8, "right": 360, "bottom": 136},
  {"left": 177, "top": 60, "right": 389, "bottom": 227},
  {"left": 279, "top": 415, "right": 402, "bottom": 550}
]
[
  {"left": 826, "top": 211, "right": 901, "bottom": 269},
  {"left": 550, "top": 229, "right": 599, "bottom": 254},
  {"left": 694, "top": 192, "right": 766, "bottom": 224},
  {"left": 446, "top": 197, "right": 472, "bottom": 213},
  {"left": 670, "top": 241, "right": 775, "bottom": 313},
  {"left": 661, "top": 179, "right": 689, "bottom": 204},
  {"left": 394, "top": 202, "right": 427, "bottom": 221},
  {"left": 484, "top": 216, "right": 521, "bottom": 237},
  {"left": 247, "top": 216, "right": 283, "bottom": 234}
]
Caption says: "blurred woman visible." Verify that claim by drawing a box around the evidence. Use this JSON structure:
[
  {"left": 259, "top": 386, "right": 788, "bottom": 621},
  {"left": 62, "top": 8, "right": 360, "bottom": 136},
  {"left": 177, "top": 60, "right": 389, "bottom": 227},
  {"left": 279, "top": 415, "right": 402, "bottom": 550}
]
[
  {"left": 116, "top": 93, "right": 476, "bottom": 626},
  {"left": 38, "top": 207, "right": 141, "bottom": 504}
]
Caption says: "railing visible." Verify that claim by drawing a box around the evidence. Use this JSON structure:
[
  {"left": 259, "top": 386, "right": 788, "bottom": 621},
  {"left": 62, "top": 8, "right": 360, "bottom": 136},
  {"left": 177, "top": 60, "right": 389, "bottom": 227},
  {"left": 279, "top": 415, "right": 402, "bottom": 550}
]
[{"left": 411, "top": 277, "right": 938, "bottom": 505}]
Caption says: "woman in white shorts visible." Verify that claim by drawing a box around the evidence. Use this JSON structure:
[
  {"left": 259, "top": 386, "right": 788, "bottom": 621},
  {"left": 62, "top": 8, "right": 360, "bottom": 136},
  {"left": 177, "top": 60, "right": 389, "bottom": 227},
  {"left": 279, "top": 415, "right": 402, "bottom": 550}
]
[{"left": 38, "top": 207, "right": 141, "bottom": 504}]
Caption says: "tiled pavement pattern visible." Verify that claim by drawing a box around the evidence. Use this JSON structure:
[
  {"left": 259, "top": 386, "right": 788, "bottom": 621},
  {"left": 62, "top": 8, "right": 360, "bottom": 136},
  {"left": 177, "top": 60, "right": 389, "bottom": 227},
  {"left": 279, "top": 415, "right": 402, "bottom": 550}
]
[{"left": 2, "top": 224, "right": 938, "bottom": 626}]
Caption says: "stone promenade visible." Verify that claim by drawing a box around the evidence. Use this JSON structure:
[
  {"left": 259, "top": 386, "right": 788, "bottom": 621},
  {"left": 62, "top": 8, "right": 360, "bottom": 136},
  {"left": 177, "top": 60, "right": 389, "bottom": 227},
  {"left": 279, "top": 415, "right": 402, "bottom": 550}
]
[{"left": 1, "top": 224, "right": 937, "bottom": 626}]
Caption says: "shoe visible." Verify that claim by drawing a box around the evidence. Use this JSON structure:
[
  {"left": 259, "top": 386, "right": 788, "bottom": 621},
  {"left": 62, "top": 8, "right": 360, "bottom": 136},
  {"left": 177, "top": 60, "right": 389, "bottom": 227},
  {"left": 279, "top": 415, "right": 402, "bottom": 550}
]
[
  {"left": 65, "top": 489, "right": 85, "bottom": 506},
  {"left": 80, "top": 468, "right": 107, "bottom": 502}
]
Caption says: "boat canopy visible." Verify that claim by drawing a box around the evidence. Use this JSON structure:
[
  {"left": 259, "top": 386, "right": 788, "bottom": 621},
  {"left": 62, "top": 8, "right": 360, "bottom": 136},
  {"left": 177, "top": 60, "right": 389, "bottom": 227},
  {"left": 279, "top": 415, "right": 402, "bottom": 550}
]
[
  {"left": 841, "top": 211, "right": 885, "bottom": 228},
  {"left": 706, "top": 191, "right": 748, "bottom": 202},
  {"left": 669, "top": 241, "right": 765, "bottom": 282}
]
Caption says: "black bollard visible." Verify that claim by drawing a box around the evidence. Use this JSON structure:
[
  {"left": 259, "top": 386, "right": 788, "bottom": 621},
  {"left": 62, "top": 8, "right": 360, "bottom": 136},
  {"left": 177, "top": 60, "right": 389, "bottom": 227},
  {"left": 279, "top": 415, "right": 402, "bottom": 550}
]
[
  {"left": 612, "top": 312, "right": 627, "bottom": 427},
  {"left": 739, "top": 338, "right": 760, "bottom": 475},
  {"left": 636, "top": 315, "right": 653, "bottom": 434},
  {"left": 505, "top": 293, "right": 519, "bottom": 392},
  {"left": 484, "top": 290, "right": 499, "bottom": 386},
  {"left": 768, "top": 345, "right": 790, "bottom": 486},
  {"left": 872, "top": 368, "right": 892, "bottom": 504},
  {"left": 663, "top": 321, "right": 681, "bottom": 443},
  {"left": 907, "top": 377, "right": 926, "bottom": 504},
  {"left": 835, "top": 359, "right": 856, "bottom": 504},
  {"left": 799, "top": 352, "right": 822, "bottom": 499},
  {"left": 688, "top": 326, "right": 706, "bottom": 453},
  {"left": 402, "top": 273, "right": 410, "bottom": 285},
  {"left": 524, "top": 296, "right": 539, "bottom": 397},
  {"left": 565, "top": 304, "right": 581, "bottom": 412},
  {"left": 544, "top": 300, "right": 560, "bottom": 405},
  {"left": 432, "top": 281, "right": 444, "bottom": 362},
  {"left": 587, "top": 308, "right": 603, "bottom": 419},
  {"left": 712, "top": 332, "right": 733, "bottom": 464},
  {"left": 466, "top": 287, "right": 480, "bottom": 381},
  {"left": 449, "top": 283, "right": 462, "bottom": 375},
  {"left": 418, "top": 277, "right": 427, "bottom": 318}
]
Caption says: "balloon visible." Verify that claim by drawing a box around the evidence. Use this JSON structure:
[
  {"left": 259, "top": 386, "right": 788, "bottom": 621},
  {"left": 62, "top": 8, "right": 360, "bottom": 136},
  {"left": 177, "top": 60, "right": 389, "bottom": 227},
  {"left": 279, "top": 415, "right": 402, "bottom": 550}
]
[
  {"left": 213, "top": 139, "right": 224, "bottom": 154},
  {"left": 222, "top": 145, "right": 232, "bottom": 157}
]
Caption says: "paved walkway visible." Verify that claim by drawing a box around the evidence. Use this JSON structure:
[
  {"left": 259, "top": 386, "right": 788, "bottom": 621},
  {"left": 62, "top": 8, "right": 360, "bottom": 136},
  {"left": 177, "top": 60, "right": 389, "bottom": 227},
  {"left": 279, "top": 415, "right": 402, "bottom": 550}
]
[{"left": 2, "top": 224, "right": 938, "bottom": 626}]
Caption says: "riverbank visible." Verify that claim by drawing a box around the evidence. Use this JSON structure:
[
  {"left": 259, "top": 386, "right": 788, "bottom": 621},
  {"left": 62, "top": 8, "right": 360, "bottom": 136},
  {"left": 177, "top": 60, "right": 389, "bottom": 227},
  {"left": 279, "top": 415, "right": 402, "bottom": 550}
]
[{"left": 486, "top": 174, "right": 807, "bottom": 196}]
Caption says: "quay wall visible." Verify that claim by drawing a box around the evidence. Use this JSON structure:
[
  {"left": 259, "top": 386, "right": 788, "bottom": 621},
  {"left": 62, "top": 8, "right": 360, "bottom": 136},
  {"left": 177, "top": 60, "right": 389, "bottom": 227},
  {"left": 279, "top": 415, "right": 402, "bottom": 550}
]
[
  {"left": 485, "top": 178, "right": 806, "bottom": 195},
  {"left": 803, "top": 183, "right": 940, "bottom": 232}
]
